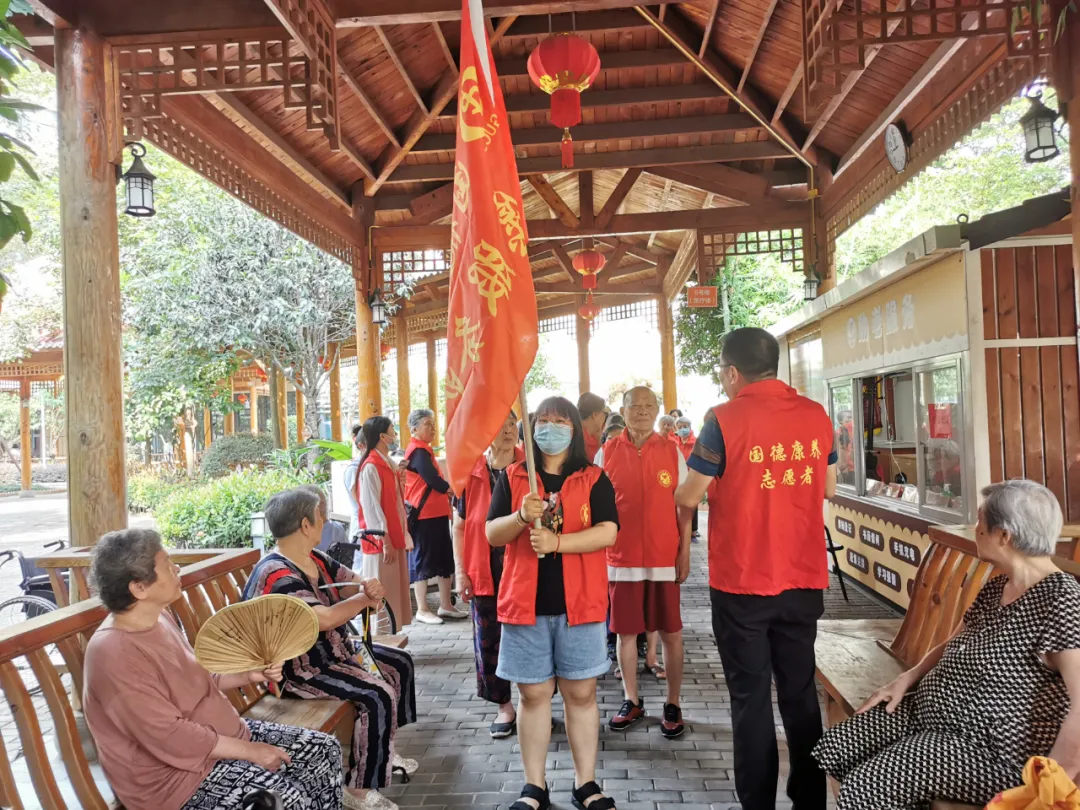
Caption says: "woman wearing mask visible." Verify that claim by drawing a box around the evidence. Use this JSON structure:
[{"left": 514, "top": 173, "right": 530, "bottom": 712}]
[
  {"left": 343, "top": 425, "right": 365, "bottom": 543},
  {"left": 355, "top": 416, "right": 413, "bottom": 628},
  {"left": 403, "top": 409, "right": 465, "bottom": 625},
  {"left": 452, "top": 411, "right": 523, "bottom": 738},
  {"left": 486, "top": 397, "right": 620, "bottom": 810}
]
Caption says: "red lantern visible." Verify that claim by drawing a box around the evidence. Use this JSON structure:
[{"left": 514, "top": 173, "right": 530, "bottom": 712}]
[
  {"left": 572, "top": 248, "right": 606, "bottom": 290},
  {"left": 255, "top": 367, "right": 267, "bottom": 382},
  {"left": 527, "top": 33, "right": 601, "bottom": 168},
  {"left": 380, "top": 342, "right": 392, "bottom": 360},
  {"left": 578, "top": 292, "right": 601, "bottom": 322},
  {"left": 237, "top": 394, "right": 249, "bottom": 405}
]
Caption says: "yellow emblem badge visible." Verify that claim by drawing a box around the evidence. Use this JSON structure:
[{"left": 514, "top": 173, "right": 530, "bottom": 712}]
[
  {"left": 580, "top": 503, "right": 591, "bottom": 525},
  {"left": 657, "top": 470, "right": 673, "bottom": 488}
]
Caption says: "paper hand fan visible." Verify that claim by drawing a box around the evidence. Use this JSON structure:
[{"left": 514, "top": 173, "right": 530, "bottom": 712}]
[{"left": 195, "top": 595, "right": 319, "bottom": 676}]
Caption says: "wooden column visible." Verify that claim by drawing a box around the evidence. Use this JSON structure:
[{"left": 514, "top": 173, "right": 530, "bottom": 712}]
[
  {"left": 329, "top": 343, "right": 343, "bottom": 441},
  {"left": 657, "top": 295, "right": 678, "bottom": 413},
  {"left": 56, "top": 26, "right": 127, "bottom": 545},
  {"left": 19, "top": 379, "right": 31, "bottom": 497},
  {"left": 395, "top": 311, "right": 411, "bottom": 439},
  {"left": 202, "top": 406, "right": 213, "bottom": 450},
  {"left": 250, "top": 379, "right": 260, "bottom": 435},
  {"left": 425, "top": 334, "right": 440, "bottom": 445},
  {"left": 1066, "top": 12, "right": 1080, "bottom": 291},
  {"left": 810, "top": 166, "right": 836, "bottom": 295},
  {"left": 275, "top": 368, "right": 288, "bottom": 448},
  {"left": 577, "top": 317, "right": 591, "bottom": 395},
  {"left": 295, "top": 385, "right": 306, "bottom": 443},
  {"left": 224, "top": 378, "right": 235, "bottom": 436},
  {"left": 353, "top": 191, "right": 381, "bottom": 421}
]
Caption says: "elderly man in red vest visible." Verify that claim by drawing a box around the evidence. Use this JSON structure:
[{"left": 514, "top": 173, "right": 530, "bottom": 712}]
[
  {"left": 675, "top": 327, "right": 837, "bottom": 810},
  {"left": 597, "top": 385, "right": 692, "bottom": 739}
]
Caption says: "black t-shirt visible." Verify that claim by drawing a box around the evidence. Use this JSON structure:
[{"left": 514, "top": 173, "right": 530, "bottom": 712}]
[{"left": 487, "top": 465, "right": 619, "bottom": 617}]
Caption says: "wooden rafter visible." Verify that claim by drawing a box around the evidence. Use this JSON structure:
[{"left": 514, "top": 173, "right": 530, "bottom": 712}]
[
  {"left": 597, "top": 237, "right": 663, "bottom": 265},
  {"left": 456, "top": 82, "right": 725, "bottom": 116},
  {"left": 698, "top": 0, "right": 721, "bottom": 58},
  {"left": 604, "top": 241, "right": 629, "bottom": 273},
  {"left": 596, "top": 168, "right": 642, "bottom": 230},
  {"left": 502, "top": 10, "right": 645, "bottom": 38},
  {"left": 647, "top": 179, "right": 674, "bottom": 248},
  {"left": 430, "top": 22, "right": 457, "bottom": 73},
  {"left": 738, "top": 0, "right": 779, "bottom": 94},
  {"left": 365, "top": 14, "right": 516, "bottom": 195},
  {"left": 338, "top": 60, "right": 401, "bottom": 149},
  {"left": 390, "top": 141, "right": 790, "bottom": 182},
  {"left": 335, "top": 0, "right": 649, "bottom": 26},
  {"left": 772, "top": 68, "right": 802, "bottom": 126},
  {"left": 494, "top": 47, "right": 686, "bottom": 77},
  {"left": 551, "top": 243, "right": 581, "bottom": 285},
  {"left": 375, "top": 25, "right": 427, "bottom": 113},
  {"left": 579, "top": 172, "right": 594, "bottom": 229},
  {"left": 645, "top": 164, "right": 767, "bottom": 204},
  {"left": 528, "top": 175, "right": 580, "bottom": 229}
]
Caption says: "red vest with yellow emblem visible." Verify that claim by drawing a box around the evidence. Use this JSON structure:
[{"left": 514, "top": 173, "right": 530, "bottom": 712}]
[
  {"left": 358, "top": 451, "right": 407, "bottom": 550},
  {"left": 403, "top": 439, "right": 452, "bottom": 520},
  {"left": 602, "top": 432, "right": 681, "bottom": 569},
  {"left": 462, "top": 448, "right": 524, "bottom": 597},
  {"left": 709, "top": 379, "right": 833, "bottom": 595},
  {"left": 499, "top": 461, "right": 607, "bottom": 627}
]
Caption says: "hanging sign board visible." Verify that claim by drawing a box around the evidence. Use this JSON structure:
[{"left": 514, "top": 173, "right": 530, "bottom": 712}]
[{"left": 687, "top": 286, "right": 719, "bottom": 308}]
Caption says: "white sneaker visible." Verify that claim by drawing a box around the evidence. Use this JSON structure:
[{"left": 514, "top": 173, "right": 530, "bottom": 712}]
[
  {"left": 393, "top": 752, "right": 419, "bottom": 774},
  {"left": 415, "top": 611, "right": 443, "bottom": 625},
  {"left": 437, "top": 606, "right": 467, "bottom": 620},
  {"left": 343, "top": 790, "right": 399, "bottom": 810}
]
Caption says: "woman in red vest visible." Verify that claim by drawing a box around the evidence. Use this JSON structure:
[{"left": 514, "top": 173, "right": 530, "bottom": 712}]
[
  {"left": 355, "top": 416, "right": 413, "bottom": 629},
  {"left": 403, "top": 409, "right": 465, "bottom": 625},
  {"left": 674, "top": 416, "right": 700, "bottom": 542},
  {"left": 451, "top": 410, "right": 522, "bottom": 739},
  {"left": 486, "top": 397, "right": 620, "bottom": 810}
]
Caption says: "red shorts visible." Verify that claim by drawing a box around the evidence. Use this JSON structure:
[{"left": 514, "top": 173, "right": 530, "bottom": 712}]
[{"left": 608, "top": 580, "right": 682, "bottom": 635}]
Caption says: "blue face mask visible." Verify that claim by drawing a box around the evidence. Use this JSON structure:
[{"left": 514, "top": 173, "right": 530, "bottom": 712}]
[
  {"left": 534, "top": 422, "right": 573, "bottom": 455},
  {"left": 676, "top": 427, "right": 691, "bottom": 438}
]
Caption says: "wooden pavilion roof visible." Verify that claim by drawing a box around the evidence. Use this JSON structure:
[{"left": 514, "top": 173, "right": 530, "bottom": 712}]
[{"left": 17, "top": 0, "right": 1039, "bottom": 343}]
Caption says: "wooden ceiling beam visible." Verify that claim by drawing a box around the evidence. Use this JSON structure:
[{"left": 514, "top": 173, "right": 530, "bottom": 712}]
[
  {"left": 596, "top": 237, "right": 664, "bottom": 265},
  {"left": 388, "top": 141, "right": 790, "bottom": 182},
  {"left": 772, "top": 68, "right": 802, "bottom": 126},
  {"left": 595, "top": 168, "right": 642, "bottom": 230},
  {"left": 645, "top": 163, "right": 767, "bottom": 204},
  {"left": 335, "top": 0, "right": 648, "bottom": 25},
  {"left": 338, "top": 61, "right": 401, "bottom": 149},
  {"left": 413, "top": 113, "right": 758, "bottom": 153},
  {"left": 365, "top": 15, "right": 517, "bottom": 195},
  {"left": 501, "top": 10, "right": 647, "bottom": 38},
  {"left": 550, "top": 243, "right": 581, "bottom": 285},
  {"left": 604, "top": 240, "right": 630, "bottom": 272},
  {"left": 431, "top": 22, "right": 458, "bottom": 74},
  {"left": 494, "top": 47, "right": 686, "bottom": 77},
  {"left": 738, "top": 0, "right": 779, "bottom": 94},
  {"left": 528, "top": 175, "right": 580, "bottom": 229},
  {"left": 537, "top": 281, "right": 658, "bottom": 295},
  {"left": 579, "top": 172, "right": 594, "bottom": 229},
  {"left": 698, "top": 0, "right": 721, "bottom": 59},
  {"left": 648, "top": 178, "right": 674, "bottom": 248},
  {"left": 445, "top": 82, "right": 725, "bottom": 117},
  {"left": 375, "top": 25, "right": 428, "bottom": 114}
]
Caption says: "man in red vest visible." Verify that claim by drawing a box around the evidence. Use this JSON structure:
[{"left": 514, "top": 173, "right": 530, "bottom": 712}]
[
  {"left": 675, "top": 327, "right": 837, "bottom": 810},
  {"left": 597, "top": 385, "right": 692, "bottom": 739},
  {"left": 577, "top": 391, "right": 608, "bottom": 462}
]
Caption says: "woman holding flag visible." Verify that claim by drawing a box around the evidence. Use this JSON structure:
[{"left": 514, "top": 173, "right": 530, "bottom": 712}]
[{"left": 486, "top": 398, "right": 620, "bottom": 810}]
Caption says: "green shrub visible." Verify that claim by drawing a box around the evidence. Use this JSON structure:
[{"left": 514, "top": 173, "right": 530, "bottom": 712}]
[
  {"left": 200, "top": 435, "right": 273, "bottom": 478},
  {"left": 156, "top": 468, "right": 302, "bottom": 548},
  {"left": 127, "top": 470, "right": 190, "bottom": 513}
]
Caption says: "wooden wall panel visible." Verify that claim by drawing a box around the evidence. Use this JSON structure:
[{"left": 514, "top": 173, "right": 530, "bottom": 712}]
[
  {"left": 985, "top": 347, "right": 1004, "bottom": 484},
  {"left": 1020, "top": 347, "right": 1045, "bottom": 482},
  {"left": 995, "top": 248, "right": 1018, "bottom": 339},
  {"left": 1058, "top": 244, "right": 1077, "bottom": 338},
  {"left": 999, "top": 347, "right": 1024, "bottom": 479},
  {"left": 1036, "top": 245, "right": 1060, "bottom": 337},
  {"left": 1015, "top": 248, "right": 1038, "bottom": 339},
  {"left": 1063, "top": 345, "right": 1080, "bottom": 523},
  {"left": 981, "top": 249, "right": 997, "bottom": 341},
  {"left": 1041, "top": 346, "right": 1066, "bottom": 509}
]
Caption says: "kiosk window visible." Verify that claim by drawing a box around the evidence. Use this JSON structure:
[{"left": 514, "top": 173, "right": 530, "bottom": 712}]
[
  {"left": 829, "top": 383, "right": 856, "bottom": 488},
  {"left": 918, "top": 364, "right": 963, "bottom": 514},
  {"left": 860, "top": 372, "right": 919, "bottom": 504}
]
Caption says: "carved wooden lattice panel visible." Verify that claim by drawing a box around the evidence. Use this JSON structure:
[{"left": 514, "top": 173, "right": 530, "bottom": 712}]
[
  {"left": 802, "top": 0, "right": 1049, "bottom": 107},
  {"left": 539, "top": 314, "right": 576, "bottom": 335},
  {"left": 380, "top": 311, "right": 450, "bottom": 345},
  {"left": 262, "top": 0, "right": 341, "bottom": 148},
  {"left": 698, "top": 228, "right": 805, "bottom": 284},
  {"left": 595, "top": 299, "right": 659, "bottom": 328},
  {"left": 379, "top": 250, "right": 452, "bottom": 296}
]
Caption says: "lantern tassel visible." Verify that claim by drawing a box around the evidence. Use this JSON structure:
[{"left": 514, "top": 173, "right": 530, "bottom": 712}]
[{"left": 561, "top": 128, "right": 574, "bottom": 169}]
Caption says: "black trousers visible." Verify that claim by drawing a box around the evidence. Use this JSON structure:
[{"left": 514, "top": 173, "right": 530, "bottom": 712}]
[{"left": 711, "top": 587, "right": 826, "bottom": 810}]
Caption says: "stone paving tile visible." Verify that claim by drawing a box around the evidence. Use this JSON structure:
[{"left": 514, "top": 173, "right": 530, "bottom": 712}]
[{"left": 385, "top": 533, "right": 896, "bottom": 810}]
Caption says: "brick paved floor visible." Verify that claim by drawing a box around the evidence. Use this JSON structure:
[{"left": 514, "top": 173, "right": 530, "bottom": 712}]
[{"left": 382, "top": 533, "right": 898, "bottom": 810}]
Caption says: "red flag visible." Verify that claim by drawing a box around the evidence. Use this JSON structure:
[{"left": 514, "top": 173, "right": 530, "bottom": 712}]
[{"left": 443, "top": 0, "right": 538, "bottom": 495}]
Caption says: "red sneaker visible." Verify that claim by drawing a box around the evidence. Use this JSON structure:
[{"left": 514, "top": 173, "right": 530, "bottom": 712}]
[
  {"left": 609, "top": 699, "right": 646, "bottom": 731},
  {"left": 661, "top": 703, "right": 685, "bottom": 739}
]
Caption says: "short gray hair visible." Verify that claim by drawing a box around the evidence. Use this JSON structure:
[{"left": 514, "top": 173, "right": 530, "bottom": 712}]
[
  {"left": 407, "top": 408, "right": 434, "bottom": 431},
  {"left": 90, "top": 529, "right": 164, "bottom": 613},
  {"left": 675, "top": 416, "right": 691, "bottom": 428},
  {"left": 264, "top": 487, "right": 321, "bottom": 539},
  {"left": 658, "top": 415, "right": 675, "bottom": 428},
  {"left": 980, "top": 479, "right": 1062, "bottom": 557}
]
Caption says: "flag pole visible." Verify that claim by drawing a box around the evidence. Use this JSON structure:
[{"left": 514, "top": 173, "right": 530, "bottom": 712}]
[{"left": 517, "top": 385, "right": 545, "bottom": 558}]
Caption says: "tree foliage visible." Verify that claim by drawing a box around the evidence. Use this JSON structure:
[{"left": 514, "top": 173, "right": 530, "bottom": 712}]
[{"left": 0, "top": 2, "right": 42, "bottom": 254}]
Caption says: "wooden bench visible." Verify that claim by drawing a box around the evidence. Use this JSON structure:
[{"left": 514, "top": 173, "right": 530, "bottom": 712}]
[{"left": 0, "top": 548, "right": 404, "bottom": 809}]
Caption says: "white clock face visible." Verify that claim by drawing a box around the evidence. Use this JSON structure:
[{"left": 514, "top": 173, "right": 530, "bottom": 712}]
[{"left": 885, "top": 123, "right": 907, "bottom": 173}]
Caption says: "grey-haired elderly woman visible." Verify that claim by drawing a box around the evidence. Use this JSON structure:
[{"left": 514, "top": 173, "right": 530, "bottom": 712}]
[
  {"left": 813, "top": 479, "right": 1080, "bottom": 809},
  {"left": 82, "top": 529, "right": 343, "bottom": 810}
]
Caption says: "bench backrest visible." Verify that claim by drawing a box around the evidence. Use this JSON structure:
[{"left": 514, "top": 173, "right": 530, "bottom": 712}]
[{"left": 0, "top": 548, "right": 260, "bottom": 810}]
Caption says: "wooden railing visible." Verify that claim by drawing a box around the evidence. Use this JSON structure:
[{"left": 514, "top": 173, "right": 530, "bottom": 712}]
[{"left": 0, "top": 550, "right": 261, "bottom": 810}]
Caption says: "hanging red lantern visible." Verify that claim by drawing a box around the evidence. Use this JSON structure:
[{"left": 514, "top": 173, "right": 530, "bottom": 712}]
[
  {"left": 527, "top": 33, "right": 601, "bottom": 169},
  {"left": 578, "top": 291, "right": 601, "bottom": 322},
  {"left": 255, "top": 367, "right": 268, "bottom": 382},
  {"left": 237, "top": 393, "right": 249, "bottom": 405},
  {"left": 572, "top": 248, "right": 607, "bottom": 290},
  {"left": 380, "top": 342, "right": 392, "bottom": 360}
]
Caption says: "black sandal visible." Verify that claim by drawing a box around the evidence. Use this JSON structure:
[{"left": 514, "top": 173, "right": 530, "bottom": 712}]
[
  {"left": 510, "top": 784, "right": 550, "bottom": 810},
  {"left": 572, "top": 781, "right": 617, "bottom": 810}
]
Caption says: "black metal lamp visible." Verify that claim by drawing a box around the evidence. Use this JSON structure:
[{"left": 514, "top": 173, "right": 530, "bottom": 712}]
[
  {"left": 1019, "top": 93, "right": 1060, "bottom": 163},
  {"left": 369, "top": 287, "right": 387, "bottom": 326},
  {"left": 121, "top": 143, "right": 156, "bottom": 217},
  {"left": 803, "top": 271, "right": 821, "bottom": 302}
]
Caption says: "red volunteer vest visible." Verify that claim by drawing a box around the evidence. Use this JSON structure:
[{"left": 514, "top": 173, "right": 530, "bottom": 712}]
[
  {"left": 583, "top": 430, "right": 601, "bottom": 461},
  {"left": 403, "top": 439, "right": 452, "bottom": 519},
  {"left": 708, "top": 379, "right": 833, "bottom": 595},
  {"left": 498, "top": 462, "right": 608, "bottom": 627},
  {"left": 462, "top": 448, "right": 524, "bottom": 597},
  {"left": 602, "top": 432, "right": 681, "bottom": 569},
  {"left": 358, "top": 452, "right": 407, "bottom": 550},
  {"left": 675, "top": 433, "right": 696, "bottom": 460}
]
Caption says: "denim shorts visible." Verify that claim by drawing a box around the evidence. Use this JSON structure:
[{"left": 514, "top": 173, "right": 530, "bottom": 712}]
[{"left": 496, "top": 615, "right": 610, "bottom": 683}]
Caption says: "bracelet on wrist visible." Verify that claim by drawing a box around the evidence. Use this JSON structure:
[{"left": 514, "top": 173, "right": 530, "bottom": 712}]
[{"left": 555, "top": 534, "right": 562, "bottom": 553}]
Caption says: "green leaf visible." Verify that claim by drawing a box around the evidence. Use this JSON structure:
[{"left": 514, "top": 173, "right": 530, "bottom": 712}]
[
  {"left": 0, "top": 100, "right": 43, "bottom": 112},
  {"left": 0, "top": 106, "right": 18, "bottom": 123},
  {"left": 0, "top": 152, "right": 13, "bottom": 182},
  {"left": 11, "top": 149, "right": 36, "bottom": 181},
  {"left": 4, "top": 201, "right": 31, "bottom": 243}
]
